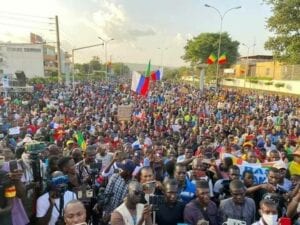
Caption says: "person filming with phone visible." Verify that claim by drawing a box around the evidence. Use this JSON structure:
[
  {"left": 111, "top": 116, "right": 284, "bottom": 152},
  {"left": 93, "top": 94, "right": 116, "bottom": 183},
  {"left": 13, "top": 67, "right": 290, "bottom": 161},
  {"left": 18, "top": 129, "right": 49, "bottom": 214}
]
[
  {"left": 36, "top": 171, "right": 77, "bottom": 225},
  {"left": 110, "top": 180, "right": 153, "bottom": 225}
]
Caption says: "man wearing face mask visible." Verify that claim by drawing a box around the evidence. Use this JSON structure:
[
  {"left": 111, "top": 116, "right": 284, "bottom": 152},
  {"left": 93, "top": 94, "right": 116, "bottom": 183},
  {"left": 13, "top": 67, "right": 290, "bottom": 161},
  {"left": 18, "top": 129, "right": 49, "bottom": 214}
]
[
  {"left": 110, "top": 181, "right": 152, "bottom": 225},
  {"left": 36, "top": 171, "right": 77, "bottom": 225},
  {"left": 252, "top": 199, "right": 278, "bottom": 225}
]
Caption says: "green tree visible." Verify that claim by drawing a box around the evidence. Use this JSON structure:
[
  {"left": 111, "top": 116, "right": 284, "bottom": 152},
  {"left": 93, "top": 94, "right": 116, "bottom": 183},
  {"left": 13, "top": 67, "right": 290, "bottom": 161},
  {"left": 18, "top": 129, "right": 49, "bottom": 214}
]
[
  {"left": 111, "top": 63, "right": 130, "bottom": 76},
  {"left": 89, "top": 56, "right": 102, "bottom": 71},
  {"left": 264, "top": 0, "right": 300, "bottom": 64},
  {"left": 182, "top": 32, "right": 239, "bottom": 66}
]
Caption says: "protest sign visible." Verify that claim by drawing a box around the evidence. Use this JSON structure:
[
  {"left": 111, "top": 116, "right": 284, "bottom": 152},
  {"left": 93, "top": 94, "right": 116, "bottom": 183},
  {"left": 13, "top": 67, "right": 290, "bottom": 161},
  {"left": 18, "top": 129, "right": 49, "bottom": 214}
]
[
  {"left": 239, "top": 162, "right": 269, "bottom": 184},
  {"left": 118, "top": 105, "right": 132, "bottom": 121},
  {"left": 8, "top": 126, "right": 20, "bottom": 135}
]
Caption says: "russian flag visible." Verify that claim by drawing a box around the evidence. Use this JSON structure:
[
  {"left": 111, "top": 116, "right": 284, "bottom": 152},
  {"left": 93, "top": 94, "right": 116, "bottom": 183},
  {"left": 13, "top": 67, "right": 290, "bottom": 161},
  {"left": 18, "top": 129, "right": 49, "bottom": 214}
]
[
  {"left": 150, "top": 68, "right": 163, "bottom": 81},
  {"left": 131, "top": 71, "right": 150, "bottom": 96}
]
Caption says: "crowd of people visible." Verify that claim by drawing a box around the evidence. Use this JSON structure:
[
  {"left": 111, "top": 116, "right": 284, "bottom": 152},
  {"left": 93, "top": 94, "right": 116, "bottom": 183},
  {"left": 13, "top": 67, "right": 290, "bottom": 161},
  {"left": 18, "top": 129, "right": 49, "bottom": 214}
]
[{"left": 0, "top": 79, "right": 299, "bottom": 225}]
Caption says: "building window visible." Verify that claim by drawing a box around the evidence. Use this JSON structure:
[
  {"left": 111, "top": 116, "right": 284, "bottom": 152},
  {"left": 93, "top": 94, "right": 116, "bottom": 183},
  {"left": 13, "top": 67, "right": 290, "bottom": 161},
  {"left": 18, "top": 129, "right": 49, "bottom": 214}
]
[
  {"left": 0, "top": 58, "right": 3, "bottom": 63},
  {"left": 0, "top": 69, "right": 3, "bottom": 74},
  {"left": 7, "top": 47, "right": 22, "bottom": 52},
  {"left": 24, "top": 48, "right": 41, "bottom": 53}
]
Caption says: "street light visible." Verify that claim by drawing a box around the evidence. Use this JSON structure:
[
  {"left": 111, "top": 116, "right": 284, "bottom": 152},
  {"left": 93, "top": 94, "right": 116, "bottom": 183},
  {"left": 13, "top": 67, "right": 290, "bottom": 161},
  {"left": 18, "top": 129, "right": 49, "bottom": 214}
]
[
  {"left": 157, "top": 47, "right": 168, "bottom": 68},
  {"left": 204, "top": 4, "right": 241, "bottom": 90},
  {"left": 72, "top": 43, "right": 104, "bottom": 89},
  {"left": 98, "top": 36, "right": 114, "bottom": 81},
  {"left": 242, "top": 43, "right": 256, "bottom": 87},
  {"left": 242, "top": 43, "right": 250, "bottom": 88}
]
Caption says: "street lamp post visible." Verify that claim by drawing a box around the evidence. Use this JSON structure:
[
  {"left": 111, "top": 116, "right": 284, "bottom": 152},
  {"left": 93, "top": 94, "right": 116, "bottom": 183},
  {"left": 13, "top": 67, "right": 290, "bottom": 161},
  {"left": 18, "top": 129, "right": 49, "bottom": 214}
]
[
  {"left": 157, "top": 47, "right": 168, "bottom": 68},
  {"left": 204, "top": 4, "right": 241, "bottom": 90},
  {"left": 242, "top": 43, "right": 251, "bottom": 88},
  {"left": 98, "top": 37, "right": 114, "bottom": 81}
]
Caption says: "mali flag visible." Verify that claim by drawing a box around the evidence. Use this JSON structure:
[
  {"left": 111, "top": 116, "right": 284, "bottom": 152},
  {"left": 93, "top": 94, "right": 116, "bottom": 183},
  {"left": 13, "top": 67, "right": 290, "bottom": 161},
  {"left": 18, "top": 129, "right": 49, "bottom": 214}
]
[
  {"left": 218, "top": 52, "right": 227, "bottom": 64},
  {"left": 74, "top": 131, "right": 87, "bottom": 152},
  {"left": 207, "top": 53, "right": 217, "bottom": 64}
]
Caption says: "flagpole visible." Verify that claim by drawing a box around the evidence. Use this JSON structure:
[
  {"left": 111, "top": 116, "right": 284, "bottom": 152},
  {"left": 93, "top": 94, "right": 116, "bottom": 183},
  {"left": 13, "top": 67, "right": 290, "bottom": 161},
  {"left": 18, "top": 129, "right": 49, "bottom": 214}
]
[{"left": 204, "top": 4, "right": 241, "bottom": 91}]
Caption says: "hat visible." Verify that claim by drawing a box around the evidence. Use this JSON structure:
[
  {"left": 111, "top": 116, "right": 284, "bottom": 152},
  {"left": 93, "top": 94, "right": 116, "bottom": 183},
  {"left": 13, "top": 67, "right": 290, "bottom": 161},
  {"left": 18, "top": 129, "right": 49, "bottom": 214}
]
[
  {"left": 117, "top": 159, "right": 136, "bottom": 173},
  {"left": 293, "top": 149, "right": 300, "bottom": 156},
  {"left": 243, "top": 142, "right": 253, "bottom": 147},
  {"left": 257, "top": 140, "right": 265, "bottom": 148},
  {"left": 273, "top": 161, "right": 287, "bottom": 170},
  {"left": 66, "top": 140, "right": 74, "bottom": 145}
]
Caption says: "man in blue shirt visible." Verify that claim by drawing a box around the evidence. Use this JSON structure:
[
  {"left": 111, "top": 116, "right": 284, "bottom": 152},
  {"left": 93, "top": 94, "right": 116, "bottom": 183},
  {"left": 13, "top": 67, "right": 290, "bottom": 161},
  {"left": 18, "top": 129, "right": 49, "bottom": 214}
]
[{"left": 174, "top": 163, "right": 196, "bottom": 204}]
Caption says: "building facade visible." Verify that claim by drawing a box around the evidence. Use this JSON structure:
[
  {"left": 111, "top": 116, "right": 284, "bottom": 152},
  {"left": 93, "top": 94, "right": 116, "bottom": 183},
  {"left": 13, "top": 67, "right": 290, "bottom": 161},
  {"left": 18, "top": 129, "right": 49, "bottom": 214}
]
[
  {"left": 231, "top": 55, "right": 300, "bottom": 80},
  {"left": 0, "top": 43, "right": 44, "bottom": 78}
]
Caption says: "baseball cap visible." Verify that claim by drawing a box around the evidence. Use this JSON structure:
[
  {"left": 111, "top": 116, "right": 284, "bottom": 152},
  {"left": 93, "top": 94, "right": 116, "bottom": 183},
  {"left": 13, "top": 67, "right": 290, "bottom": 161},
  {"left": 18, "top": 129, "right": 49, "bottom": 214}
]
[
  {"left": 273, "top": 161, "right": 287, "bottom": 170},
  {"left": 293, "top": 149, "right": 300, "bottom": 156},
  {"left": 117, "top": 159, "right": 136, "bottom": 173}
]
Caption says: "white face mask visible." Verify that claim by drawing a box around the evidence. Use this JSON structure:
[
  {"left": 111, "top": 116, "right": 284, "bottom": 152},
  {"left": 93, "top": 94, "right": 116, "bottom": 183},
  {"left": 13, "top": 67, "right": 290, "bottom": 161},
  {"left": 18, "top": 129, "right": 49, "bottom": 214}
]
[{"left": 262, "top": 213, "right": 278, "bottom": 225}]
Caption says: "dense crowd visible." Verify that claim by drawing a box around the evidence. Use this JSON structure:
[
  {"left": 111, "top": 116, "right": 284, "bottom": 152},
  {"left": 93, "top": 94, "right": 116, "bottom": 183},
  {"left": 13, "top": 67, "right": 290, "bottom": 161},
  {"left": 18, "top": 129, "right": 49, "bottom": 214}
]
[{"left": 0, "top": 80, "right": 299, "bottom": 225}]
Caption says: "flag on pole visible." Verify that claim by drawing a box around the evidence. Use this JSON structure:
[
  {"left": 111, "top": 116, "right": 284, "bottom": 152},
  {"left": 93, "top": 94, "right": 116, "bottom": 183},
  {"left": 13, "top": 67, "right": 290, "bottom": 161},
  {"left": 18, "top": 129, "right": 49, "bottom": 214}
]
[
  {"left": 131, "top": 71, "right": 141, "bottom": 92},
  {"left": 151, "top": 68, "right": 163, "bottom": 81},
  {"left": 30, "top": 33, "right": 43, "bottom": 44},
  {"left": 207, "top": 53, "right": 217, "bottom": 64},
  {"left": 140, "top": 60, "right": 151, "bottom": 96},
  {"left": 145, "top": 60, "right": 151, "bottom": 77},
  {"left": 218, "top": 52, "right": 227, "bottom": 64},
  {"left": 75, "top": 131, "right": 87, "bottom": 151},
  {"left": 130, "top": 60, "right": 152, "bottom": 96}
]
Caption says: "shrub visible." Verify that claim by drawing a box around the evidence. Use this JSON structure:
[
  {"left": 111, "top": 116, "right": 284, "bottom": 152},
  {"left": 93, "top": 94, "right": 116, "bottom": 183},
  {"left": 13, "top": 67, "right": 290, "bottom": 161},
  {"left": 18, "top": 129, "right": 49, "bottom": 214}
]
[
  {"left": 249, "top": 80, "right": 258, "bottom": 84},
  {"left": 264, "top": 81, "right": 273, "bottom": 85},
  {"left": 225, "top": 78, "right": 234, "bottom": 81},
  {"left": 275, "top": 83, "right": 285, "bottom": 88}
]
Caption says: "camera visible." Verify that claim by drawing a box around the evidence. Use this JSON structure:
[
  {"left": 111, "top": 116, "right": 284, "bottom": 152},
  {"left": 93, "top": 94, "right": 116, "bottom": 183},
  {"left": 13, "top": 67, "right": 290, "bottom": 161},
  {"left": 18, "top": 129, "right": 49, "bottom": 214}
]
[
  {"left": 90, "top": 161, "right": 102, "bottom": 175},
  {"left": 149, "top": 195, "right": 165, "bottom": 206},
  {"left": 96, "top": 187, "right": 113, "bottom": 207}
]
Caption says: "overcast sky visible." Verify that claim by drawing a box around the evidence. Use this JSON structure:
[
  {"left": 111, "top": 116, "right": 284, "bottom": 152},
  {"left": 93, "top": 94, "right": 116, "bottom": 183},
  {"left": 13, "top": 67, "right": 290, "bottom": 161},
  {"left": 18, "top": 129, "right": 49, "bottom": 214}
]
[{"left": 0, "top": 0, "right": 272, "bottom": 67}]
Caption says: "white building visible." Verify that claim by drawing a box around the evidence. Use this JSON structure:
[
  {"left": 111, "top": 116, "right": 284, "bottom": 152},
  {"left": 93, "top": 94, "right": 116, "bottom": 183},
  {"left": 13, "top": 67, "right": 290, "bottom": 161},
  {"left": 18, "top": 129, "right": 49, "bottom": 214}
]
[{"left": 0, "top": 43, "right": 44, "bottom": 78}]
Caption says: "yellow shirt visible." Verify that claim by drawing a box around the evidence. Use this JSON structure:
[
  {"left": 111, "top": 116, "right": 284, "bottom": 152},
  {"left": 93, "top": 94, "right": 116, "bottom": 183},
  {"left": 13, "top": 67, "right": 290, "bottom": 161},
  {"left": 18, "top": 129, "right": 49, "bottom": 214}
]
[{"left": 289, "top": 161, "right": 300, "bottom": 176}]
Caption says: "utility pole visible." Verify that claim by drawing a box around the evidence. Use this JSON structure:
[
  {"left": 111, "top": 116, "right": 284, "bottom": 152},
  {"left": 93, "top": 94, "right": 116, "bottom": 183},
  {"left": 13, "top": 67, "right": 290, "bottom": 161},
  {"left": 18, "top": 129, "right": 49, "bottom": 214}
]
[{"left": 55, "top": 15, "right": 62, "bottom": 83}]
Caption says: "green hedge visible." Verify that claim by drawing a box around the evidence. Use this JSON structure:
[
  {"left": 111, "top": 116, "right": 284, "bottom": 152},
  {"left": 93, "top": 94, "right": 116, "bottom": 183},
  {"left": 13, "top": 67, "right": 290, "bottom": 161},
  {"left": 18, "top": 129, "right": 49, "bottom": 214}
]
[{"left": 275, "top": 83, "right": 285, "bottom": 88}]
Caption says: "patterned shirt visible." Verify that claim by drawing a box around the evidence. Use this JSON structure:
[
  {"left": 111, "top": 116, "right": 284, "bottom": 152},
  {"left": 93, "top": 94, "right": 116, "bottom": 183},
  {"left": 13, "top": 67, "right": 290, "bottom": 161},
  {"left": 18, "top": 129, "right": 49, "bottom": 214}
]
[
  {"left": 219, "top": 197, "right": 256, "bottom": 225},
  {"left": 104, "top": 173, "right": 130, "bottom": 215}
]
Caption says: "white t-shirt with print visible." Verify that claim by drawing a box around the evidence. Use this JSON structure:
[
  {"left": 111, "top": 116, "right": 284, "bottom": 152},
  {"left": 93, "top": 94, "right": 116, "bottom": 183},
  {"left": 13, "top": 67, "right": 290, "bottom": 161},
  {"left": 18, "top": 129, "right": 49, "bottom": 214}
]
[{"left": 36, "top": 191, "right": 77, "bottom": 225}]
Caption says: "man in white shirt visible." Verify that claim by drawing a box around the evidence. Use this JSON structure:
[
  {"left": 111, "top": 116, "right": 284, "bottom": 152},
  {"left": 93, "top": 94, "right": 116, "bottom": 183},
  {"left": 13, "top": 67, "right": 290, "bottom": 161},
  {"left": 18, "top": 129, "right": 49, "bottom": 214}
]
[{"left": 36, "top": 171, "right": 77, "bottom": 225}]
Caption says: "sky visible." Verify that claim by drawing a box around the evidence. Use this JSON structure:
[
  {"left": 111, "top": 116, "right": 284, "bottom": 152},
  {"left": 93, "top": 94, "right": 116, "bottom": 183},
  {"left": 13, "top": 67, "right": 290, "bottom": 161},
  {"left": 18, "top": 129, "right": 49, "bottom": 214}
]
[{"left": 0, "top": 0, "right": 273, "bottom": 67}]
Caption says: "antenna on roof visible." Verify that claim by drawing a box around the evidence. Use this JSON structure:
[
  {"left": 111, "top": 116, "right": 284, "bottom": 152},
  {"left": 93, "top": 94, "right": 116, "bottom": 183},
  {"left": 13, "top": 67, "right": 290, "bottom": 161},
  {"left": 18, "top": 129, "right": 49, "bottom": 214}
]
[{"left": 252, "top": 37, "right": 256, "bottom": 56}]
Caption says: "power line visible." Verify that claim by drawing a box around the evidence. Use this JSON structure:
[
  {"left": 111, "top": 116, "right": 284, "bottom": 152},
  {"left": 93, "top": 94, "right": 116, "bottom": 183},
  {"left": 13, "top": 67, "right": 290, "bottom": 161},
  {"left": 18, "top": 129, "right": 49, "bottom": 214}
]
[
  {"left": 0, "top": 22, "right": 55, "bottom": 31},
  {"left": 0, "top": 11, "right": 54, "bottom": 20},
  {"left": 0, "top": 15, "right": 55, "bottom": 25}
]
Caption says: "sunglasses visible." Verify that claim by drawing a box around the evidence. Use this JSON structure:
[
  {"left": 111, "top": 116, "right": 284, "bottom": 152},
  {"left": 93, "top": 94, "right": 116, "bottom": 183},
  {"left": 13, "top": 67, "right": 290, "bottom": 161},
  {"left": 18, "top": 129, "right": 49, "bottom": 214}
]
[{"left": 133, "top": 190, "right": 143, "bottom": 196}]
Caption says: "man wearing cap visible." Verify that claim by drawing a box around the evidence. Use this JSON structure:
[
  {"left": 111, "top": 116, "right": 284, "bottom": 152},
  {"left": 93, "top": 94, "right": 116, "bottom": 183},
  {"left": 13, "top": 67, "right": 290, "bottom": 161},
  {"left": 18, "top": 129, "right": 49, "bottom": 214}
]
[
  {"left": 36, "top": 171, "right": 77, "bottom": 225},
  {"left": 104, "top": 159, "right": 136, "bottom": 219},
  {"left": 63, "top": 140, "right": 74, "bottom": 157},
  {"left": 75, "top": 145, "right": 101, "bottom": 185},
  {"left": 273, "top": 161, "right": 292, "bottom": 192},
  {"left": 289, "top": 148, "right": 300, "bottom": 176}
]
